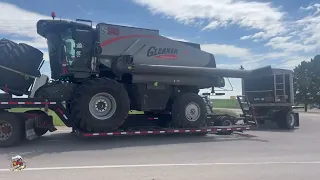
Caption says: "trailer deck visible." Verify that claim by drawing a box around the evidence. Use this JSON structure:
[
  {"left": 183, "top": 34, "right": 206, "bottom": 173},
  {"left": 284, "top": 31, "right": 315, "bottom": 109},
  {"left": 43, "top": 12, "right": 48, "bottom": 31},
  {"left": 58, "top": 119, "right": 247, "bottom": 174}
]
[{"left": 0, "top": 95, "right": 251, "bottom": 147}]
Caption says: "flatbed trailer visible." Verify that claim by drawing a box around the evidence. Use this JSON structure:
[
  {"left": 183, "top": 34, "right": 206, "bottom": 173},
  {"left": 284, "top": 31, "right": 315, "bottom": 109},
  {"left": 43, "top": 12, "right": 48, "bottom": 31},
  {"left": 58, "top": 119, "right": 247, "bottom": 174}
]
[{"left": 0, "top": 95, "right": 250, "bottom": 147}]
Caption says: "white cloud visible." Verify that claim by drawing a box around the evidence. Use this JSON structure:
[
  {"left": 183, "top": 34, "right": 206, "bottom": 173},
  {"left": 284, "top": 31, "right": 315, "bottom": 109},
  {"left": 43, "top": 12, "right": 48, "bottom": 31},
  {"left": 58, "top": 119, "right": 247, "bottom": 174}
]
[
  {"left": 164, "top": 36, "right": 189, "bottom": 42},
  {"left": 265, "top": 36, "right": 315, "bottom": 52},
  {"left": 295, "top": 9, "right": 320, "bottom": 50},
  {"left": 0, "top": 3, "right": 50, "bottom": 38},
  {"left": 240, "top": 35, "right": 251, "bottom": 40},
  {"left": 201, "top": 43, "right": 251, "bottom": 58},
  {"left": 0, "top": 2, "right": 51, "bottom": 63},
  {"left": 133, "top": 0, "right": 286, "bottom": 41},
  {"left": 262, "top": 3, "right": 320, "bottom": 54},
  {"left": 0, "top": 2, "right": 55, "bottom": 79}
]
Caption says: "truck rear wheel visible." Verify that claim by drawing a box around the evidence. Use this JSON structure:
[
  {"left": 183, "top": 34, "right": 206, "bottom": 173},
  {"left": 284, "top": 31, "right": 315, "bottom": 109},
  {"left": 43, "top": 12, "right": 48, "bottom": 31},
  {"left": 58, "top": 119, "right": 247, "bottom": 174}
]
[
  {"left": 171, "top": 93, "right": 207, "bottom": 128},
  {"left": 275, "top": 110, "right": 295, "bottom": 130},
  {"left": 70, "top": 78, "right": 130, "bottom": 132},
  {"left": 0, "top": 112, "right": 22, "bottom": 147}
]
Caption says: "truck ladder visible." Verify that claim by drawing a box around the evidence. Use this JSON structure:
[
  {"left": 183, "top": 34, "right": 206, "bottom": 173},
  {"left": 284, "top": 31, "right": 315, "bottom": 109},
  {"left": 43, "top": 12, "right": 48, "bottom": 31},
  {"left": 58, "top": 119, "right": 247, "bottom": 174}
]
[
  {"left": 274, "top": 73, "right": 286, "bottom": 102},
  {"left": 236, "top": 95, "right": 258, "bottom": 126}
]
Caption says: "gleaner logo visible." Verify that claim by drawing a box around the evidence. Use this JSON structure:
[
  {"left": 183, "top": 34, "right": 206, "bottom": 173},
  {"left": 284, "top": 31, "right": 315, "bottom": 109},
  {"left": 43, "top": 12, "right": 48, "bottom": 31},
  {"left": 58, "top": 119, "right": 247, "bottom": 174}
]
[{"left": 147, "top": 46, "right": 178, "bottom": 59}]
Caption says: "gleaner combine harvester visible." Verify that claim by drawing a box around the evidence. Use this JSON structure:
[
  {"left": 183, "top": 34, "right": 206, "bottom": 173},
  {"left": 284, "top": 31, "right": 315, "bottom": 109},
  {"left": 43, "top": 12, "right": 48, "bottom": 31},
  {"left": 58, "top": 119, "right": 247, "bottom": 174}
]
[{"left": 0, "top": 15, "right": 299, "bottom": 147}]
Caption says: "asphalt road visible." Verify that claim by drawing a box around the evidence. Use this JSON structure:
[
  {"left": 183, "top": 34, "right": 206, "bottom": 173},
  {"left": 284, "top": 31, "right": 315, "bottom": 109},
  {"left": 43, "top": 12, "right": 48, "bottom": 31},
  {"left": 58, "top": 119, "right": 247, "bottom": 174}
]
[{"left": 1, "top": 112, "right": 320, "bottom": 180}]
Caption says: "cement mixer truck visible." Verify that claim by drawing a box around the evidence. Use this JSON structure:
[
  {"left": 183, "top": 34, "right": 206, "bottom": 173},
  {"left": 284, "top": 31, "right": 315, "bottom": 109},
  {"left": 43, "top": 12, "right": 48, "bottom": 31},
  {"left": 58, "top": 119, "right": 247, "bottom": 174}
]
[{"left": 0, "top": 16, "right": 299, "bottom": 147}]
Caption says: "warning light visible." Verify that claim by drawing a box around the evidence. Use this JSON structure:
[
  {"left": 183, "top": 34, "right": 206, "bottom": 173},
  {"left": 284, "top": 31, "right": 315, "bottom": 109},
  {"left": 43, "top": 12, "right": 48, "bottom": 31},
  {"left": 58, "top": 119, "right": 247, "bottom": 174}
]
[{"left": 51, "top": 12, "right": 56, "bottom": 20}]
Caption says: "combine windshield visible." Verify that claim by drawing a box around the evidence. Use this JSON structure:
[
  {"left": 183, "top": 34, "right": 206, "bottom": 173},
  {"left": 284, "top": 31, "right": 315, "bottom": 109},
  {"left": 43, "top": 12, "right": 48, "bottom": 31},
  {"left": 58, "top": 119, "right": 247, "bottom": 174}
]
[
  {"left": 45, "top": 28, "right": 76, "bottom": 79},
  {"left": 61, "top": 29, "right": 75, "bottom": 66}
]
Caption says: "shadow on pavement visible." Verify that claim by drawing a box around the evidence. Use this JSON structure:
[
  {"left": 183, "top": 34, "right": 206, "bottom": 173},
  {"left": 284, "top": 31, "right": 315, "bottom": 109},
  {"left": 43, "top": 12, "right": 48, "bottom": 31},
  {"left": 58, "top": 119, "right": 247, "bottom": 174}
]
[
  {"left": 249, "top": 121, "right": 300, "bottom": 133},
  {"left": 1, "top": 131, "right": 268, "bottom": 159}
]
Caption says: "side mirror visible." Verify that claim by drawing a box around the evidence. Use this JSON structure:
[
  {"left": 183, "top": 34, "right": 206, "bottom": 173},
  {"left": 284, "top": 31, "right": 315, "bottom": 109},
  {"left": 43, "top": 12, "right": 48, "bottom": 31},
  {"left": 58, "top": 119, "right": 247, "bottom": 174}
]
[{"left": 217, "top": 77, "right": 225, "bottom": 87}]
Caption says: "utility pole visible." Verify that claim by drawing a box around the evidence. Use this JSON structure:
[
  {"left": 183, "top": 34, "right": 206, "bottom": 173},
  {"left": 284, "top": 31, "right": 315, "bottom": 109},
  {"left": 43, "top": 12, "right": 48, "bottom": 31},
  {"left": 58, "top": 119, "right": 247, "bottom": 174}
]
[{"left": 240, "top": 65, "right": 245, "bottom": 96}]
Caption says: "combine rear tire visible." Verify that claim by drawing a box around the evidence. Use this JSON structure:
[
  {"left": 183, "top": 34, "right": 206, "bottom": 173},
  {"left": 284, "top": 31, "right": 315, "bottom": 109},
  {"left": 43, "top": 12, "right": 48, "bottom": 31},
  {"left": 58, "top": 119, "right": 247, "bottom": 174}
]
[
  {"left": 171, "top": 93, "right": 207, "bottom": 128},
  {"left": 70, "top": 78, "right": 130, "bottom": 132},
  {"left": 0, "top": 112, "right": 22, "bottom": 147}
]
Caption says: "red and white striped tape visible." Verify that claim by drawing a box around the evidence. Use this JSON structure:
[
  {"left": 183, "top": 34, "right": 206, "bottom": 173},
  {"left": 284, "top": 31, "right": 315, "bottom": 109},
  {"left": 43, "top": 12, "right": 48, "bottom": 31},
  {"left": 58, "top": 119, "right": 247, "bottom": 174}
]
[
  {"left": 0, "top": 101, "right": 57, "bottom": 105},
  {"left": 57, "top": 108, "right": 68, "bottom": 120},
  {"left": 82, "top": 127, "right": 250, "bottom": 137}
]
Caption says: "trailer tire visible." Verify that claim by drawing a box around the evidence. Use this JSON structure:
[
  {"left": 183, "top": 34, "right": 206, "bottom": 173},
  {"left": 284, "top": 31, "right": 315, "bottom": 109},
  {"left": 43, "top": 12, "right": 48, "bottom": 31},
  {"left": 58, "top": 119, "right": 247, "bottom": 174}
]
[
  {"left": 171, "top": 93, "right": 207, "bottom": 128},
  {"left": 275, "top": 110, "right": 295, "bottom": 130},
  {"left": 70, "top": 78, "right": 130, "bottom": 132},
  {"left": 24, "top": 110, "right": 49, "bottom": 136},
  {"left": 0, "top": 112, "right": 22, "bottom": 147},
  {"left": 215, "top": 116, "right": 233, "bottom": 135}
]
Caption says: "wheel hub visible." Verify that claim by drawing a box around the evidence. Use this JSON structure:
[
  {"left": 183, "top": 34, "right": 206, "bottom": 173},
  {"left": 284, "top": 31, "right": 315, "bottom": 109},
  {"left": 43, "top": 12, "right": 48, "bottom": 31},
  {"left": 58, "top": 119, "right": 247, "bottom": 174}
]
[
  {"left": 95, "top": 99, "right": 108, "bottom": 112},
  {"left": 89, "top": 92, "right": 117, "bottom": 120},
  {"left": 0, "top": 120, "right": 13, "bottom": 141},
  {"left": 185, "top": 103, "right": 200, "bottom": 122}
]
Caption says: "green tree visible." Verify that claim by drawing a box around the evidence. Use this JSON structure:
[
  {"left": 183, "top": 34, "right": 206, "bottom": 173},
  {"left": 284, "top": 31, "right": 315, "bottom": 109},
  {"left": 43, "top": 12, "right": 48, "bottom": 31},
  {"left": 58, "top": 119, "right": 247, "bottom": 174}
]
[
  {"left": 310, "top": 55, "right": 320, "bottom": 103},
  {"left": 293, "top": 55, "right": 320, "bottom": 111}
]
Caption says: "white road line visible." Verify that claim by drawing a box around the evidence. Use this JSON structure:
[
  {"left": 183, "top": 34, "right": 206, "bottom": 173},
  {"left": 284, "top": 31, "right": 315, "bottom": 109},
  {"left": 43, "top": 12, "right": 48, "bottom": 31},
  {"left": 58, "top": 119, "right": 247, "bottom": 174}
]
[{"left": 1, "top": 161, "right": 320, "bottom": 172}]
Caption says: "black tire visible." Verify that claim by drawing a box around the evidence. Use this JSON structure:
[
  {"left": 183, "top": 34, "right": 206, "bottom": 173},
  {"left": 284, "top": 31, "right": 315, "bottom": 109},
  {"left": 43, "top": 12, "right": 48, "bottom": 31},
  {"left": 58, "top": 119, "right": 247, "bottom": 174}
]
[
  {"left": 24, "top": 110, "right": 49, "bottom": 136},
  {"left": 215, "top": 116, "right": 234, "bottom": 126},
  {"left": 215, "top": 116, "right": 234, "bottom": 135},
  {"left": 0, "top": 112, "right": 23, "bottom": 147},
  {"left": 0, "top": 39, "right": 43, "bottom": 96},
  {"left": 171, "top": 93, "right": 207, "bottom": 128},
  {"left": 70, "top": 78, "right": 130, "bottom": 132},
  {"left": 275, "top": 110, "right": 295, "bottom": 130}
]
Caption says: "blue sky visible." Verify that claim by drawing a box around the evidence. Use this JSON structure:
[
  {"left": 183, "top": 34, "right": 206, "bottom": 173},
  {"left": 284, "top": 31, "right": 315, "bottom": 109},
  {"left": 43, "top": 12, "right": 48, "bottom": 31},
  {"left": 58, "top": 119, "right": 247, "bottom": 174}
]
[{"left": 0, "top": 0, "right": 319, "bottom": 98}]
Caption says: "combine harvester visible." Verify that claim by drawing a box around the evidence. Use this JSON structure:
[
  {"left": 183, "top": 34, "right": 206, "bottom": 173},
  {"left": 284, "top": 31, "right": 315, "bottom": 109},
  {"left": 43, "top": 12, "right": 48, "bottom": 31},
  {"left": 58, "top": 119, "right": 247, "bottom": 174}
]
[{"left": 0, "top": 13, "right": 299, "bottom": 147}]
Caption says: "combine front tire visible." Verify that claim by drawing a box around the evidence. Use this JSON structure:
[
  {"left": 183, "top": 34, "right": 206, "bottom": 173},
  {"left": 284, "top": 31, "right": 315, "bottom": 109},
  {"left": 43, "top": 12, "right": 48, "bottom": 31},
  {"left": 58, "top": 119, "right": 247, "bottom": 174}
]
[
  {"left": 171, "top": 93, "right": 207, "bottom": 128},
  {"left": 70, "top": 78, "right": 130, "bottom": 132},
  {"left": 0, "top": 112, "right": 23, "bottom": 147}
]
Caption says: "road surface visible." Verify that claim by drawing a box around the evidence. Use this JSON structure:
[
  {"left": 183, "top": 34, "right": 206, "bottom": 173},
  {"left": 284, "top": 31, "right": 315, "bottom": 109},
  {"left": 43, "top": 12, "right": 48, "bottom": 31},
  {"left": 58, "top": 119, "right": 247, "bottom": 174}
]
[{"left": 0, "top": 112, "right": 319, "bottom": 180}]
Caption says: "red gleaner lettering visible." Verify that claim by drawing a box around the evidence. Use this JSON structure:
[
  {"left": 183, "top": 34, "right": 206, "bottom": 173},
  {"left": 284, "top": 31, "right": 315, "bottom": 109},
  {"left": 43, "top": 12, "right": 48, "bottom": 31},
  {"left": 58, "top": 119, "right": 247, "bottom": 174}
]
[{"left": 107, "top": 27, "right": 120, "bottom": 36}]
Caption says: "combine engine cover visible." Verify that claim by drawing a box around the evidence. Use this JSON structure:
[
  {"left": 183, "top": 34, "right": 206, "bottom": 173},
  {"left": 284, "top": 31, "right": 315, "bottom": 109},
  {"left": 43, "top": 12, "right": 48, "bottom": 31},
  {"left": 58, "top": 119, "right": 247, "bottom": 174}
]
[{"left": 96, "top": 23, "right": 216, "bottom": 69}]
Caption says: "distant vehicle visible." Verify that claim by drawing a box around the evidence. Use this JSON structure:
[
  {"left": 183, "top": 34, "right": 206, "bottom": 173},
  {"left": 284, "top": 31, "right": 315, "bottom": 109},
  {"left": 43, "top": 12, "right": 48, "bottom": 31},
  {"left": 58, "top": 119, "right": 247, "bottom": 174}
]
[{"left": 310, "top": 104, "right": 320, "bottom": 109}]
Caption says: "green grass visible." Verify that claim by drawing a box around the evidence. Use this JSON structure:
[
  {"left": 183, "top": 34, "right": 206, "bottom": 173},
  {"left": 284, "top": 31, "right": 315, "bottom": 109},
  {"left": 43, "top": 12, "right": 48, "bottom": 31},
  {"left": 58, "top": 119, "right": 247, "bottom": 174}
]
[
  {"left": 213, "top": 109, "right": 239, "bottom": 117},
  {"left": 8, "top": 99, "right": 239, "bottom": 126},
  {"left": 9, "top": 108, "right": 65, "bottom": 126},
  {"left": 211, "top": 99, "right": 240, "bottom": 109}
]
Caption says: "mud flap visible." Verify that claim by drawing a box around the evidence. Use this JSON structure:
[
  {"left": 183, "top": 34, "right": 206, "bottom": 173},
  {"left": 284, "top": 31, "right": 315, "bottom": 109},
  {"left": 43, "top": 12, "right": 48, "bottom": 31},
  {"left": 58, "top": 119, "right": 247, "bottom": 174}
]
[{"left": 24, "top": 119, "right": 38, "bottom": 141}]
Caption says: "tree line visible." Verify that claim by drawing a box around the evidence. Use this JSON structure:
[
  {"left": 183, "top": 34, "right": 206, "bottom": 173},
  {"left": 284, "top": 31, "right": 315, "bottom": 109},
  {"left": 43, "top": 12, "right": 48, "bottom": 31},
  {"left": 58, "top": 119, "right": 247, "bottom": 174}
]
[{"left": 293, "top": 55, "right": 320, "bottom": 111}]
